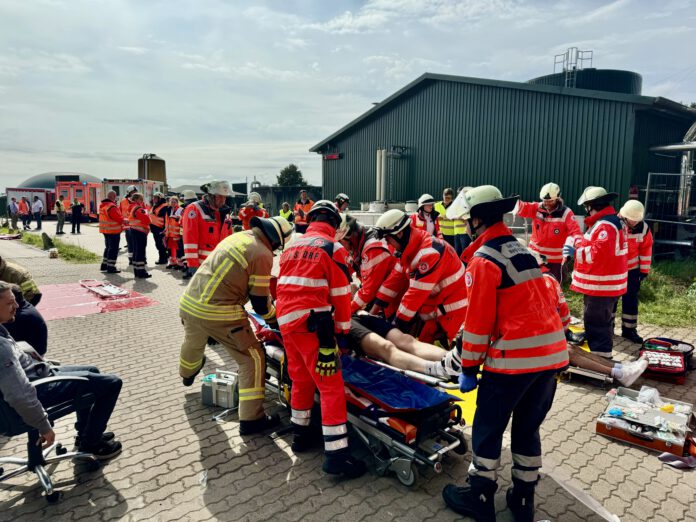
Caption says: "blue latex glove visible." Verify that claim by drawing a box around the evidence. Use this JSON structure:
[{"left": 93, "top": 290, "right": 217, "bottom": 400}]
[
  {"left": 562, "top": 244, "right": 575, "bottom": 259},
  {"left": 458, "top": 373, "right": 479, "bottom": 393}
]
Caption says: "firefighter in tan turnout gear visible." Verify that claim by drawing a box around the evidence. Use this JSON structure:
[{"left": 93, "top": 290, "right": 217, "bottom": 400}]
[{"left": 178, "top": 216, "right": 293, "bottom": 435}]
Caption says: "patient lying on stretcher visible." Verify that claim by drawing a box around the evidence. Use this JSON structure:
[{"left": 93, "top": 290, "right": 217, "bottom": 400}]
[{"left": 348, "top": 313, "right": 452, "bottom": 379}]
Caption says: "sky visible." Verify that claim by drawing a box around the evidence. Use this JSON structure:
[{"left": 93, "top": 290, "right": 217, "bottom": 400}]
[{"left": 1, "top": 0, "right": 695, "bottom": 191}]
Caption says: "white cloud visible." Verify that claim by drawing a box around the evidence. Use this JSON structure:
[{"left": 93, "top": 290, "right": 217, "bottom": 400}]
[
  {"left": 0, "top": 49, "right": 90, "bottom": 76},
  {"left": 116, "top": 46, "right": 149, "bottom": 55}
]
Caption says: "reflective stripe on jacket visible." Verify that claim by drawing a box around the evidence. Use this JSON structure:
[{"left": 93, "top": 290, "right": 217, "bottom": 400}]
[
  {"left": 165, "top": 206, "right": 182, "bottom": 239},
  {"left": 434, "top": 201, "right": 467, "bottom": 237},
  {"left": 570, "top": 207, "right": 628, "bottom": 297},
  {"left": 238, "top": 204, "right": 268, "bottom": 230},
  {"left": 98, "top": 200, "right": 124, "bottom": 234},
  {"left": 129, "top": 205, "right": 150, "bottom": 234},
  {"left": 181, "top": 200, "right": 233, "bottom": 269},
  {"left": 149, "top": 202, "right": 168, "bottom": 228},
  {"left": 544, "top": 272, "right": 570, "bottom": 329},
  {"left": 515, "top": 201, "right": 582, "bottom": 262},
  {"left": 351, "top": 233, "right": 396, "bottom": 313},
  {"left": 293, "top": 199, "right": 313, "bottom": 225},
  {"left": 410, "top": 212, "right": 443, "bottom": 239},
  {"left": 456, "top": 222, "right": 569, "bottom": 375},
  {"left": 626, "top": 221, "right": 653, "bottom": 274},
  {"left": 276, "top": 221, "right": 352, "bottom": 333}
]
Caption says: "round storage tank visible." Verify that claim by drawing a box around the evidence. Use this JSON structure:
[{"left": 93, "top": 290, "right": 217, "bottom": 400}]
[{"left": 527, "top": 69, "right": 642, "bottom": 95}]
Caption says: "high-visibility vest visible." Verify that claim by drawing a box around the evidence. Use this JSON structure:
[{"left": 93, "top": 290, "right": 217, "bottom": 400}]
[
  {"left": 129, "top": 205, "right": 150, "bottom": 234},
  {"left": 279, "top": 208, "right": 293, "bottom": 221},
  {"left": 55, "top": 200, "right": 66, "bottom": 213},
  {"left": 293, "top": 199, "right": 313, "bottom": 225},
  {"left": 98, "top": 201, "right": 123, "bottom": 234},
  {"left": 18, "top": 200, "right": 29, "bottom": 215},
  {"left": 149, "top": 202, "right": 168, "bottom": 228},
  {"left": 165, "top": 207, "right": 182, "bottom": 238}
]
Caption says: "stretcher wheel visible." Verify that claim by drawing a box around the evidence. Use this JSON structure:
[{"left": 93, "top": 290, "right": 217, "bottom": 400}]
[
  {"left": 453, "top": 431, "right": 468, "bottom": 455},
  {"left": 396, "top": 463, "right": 418, "bottom": 487},
  {"left": 45, "top": 491, "right": 62, "bottom": 503}
]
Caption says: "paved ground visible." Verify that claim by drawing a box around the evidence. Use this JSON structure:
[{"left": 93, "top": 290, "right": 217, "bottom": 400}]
[{"left": 1, "top": 224, "right": 695, "bottom": 521}]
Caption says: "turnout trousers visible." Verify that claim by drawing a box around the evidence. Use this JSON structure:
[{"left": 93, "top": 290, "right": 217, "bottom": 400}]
[
  {"left": 584, "top": 294, "right": 619, "bottom": 356},
  {"left": 621, "top": 269, "right": 641, "bottom": 330},
  {"left": 282, "top": 330, "right": 349, "bottom": 454},
  {"left": 469, "top": 370, "right": 558, "bottom": 487},
  {"left": 179, "top": 311, "right": 265, "bottom": 421},
  {"left": 102, "top": 233, "right": 121, "bottom": 270}
]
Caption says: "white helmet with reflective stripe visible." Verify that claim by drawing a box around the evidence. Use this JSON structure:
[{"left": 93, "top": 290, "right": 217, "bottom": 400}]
[
  {"left": 417, "top": 193, "right": 436, "bottom": 209},
  {"left": 208, "top": 180, "right": 231, "bottom": 196},
  {"left": 539, "top": 182, "right": 561, "bottom": 200},
  {"left": 620, "top": 200, "right": 645, "bottom": 222},
  {"left": 447, "top": 185, "right": 518, "bottom": 220},
  {"left": 375, "top": 209, "right": 410, "bottom": 238},
  {"left": 577, "top": 186, "right": 618, "bottom": 206}
]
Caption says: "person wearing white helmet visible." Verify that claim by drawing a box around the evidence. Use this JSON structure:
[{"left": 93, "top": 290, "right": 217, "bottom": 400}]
[
  {"left": 410, "top": 193, "right": 443, "bottom": 238},
  {"left": 617, "top": 200, "right": 653, "bottom": 344},
  {"left": 238, "top": 192, "right": 269, "bottom": 231},
  {"left": 148, "top": 192, "right": 170, "bottom": 265},
  {"left": 372, "top": 208, "right": 466, "bottom": 345},
  {"left": 568, "top": 186, "right": 628, "bottom": 357},
  {"left": 181, "top": 181, "right": 235, "bottom": 279},
  {"left": 442, "top": 185, "right": 568, "bottom": 522},
  {"left": 178, "top": 216, "right": 292, "bottom": 435},
  {"left": 120, "top": 184, "right": 138, "bottom": 265},
  {"left": 513, "top": 182, "right": 582, "bottom": 283}
]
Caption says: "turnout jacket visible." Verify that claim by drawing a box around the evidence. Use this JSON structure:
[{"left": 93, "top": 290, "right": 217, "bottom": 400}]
[
  {"left": 626, "top": 221, "right": 653, "bottom": 274},
  {"left": 276, "top": 221, "right": 352, "bottom": 334},
  {"left": 179, "top": 229, "right": 275, "bottom": 323},
  {"left": 350, "top": 229, "right": 396, "bottom": 313},
  {"left": 570, "top": 206, "right": 628, "bottom": 297},
  {"left": 375, "top": 227, "right": 467, "bottom": 328},
  {"left": 181, "top": 199, "right": 233, "bottom": 269},
  {"left": 457, "top": 222, "right": 568, "bottom": 375},
  {"left": 515, "top": 200, "right": 582, "bottom": 263},
  {"left": 0, "top": 257, "right": 41, "bottom": 306}
]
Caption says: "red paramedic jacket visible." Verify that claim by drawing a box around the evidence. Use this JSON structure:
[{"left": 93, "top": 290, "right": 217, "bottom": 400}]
[
  {"left": 626, "top": 221, "right": 653, "bottom": 274},
  {"left": 375, "top": 227, "right": 467, "bottom": 327},
  {"left": 276, "top": 221, "right": 352, "bottom": 334},
  {"left": 570, "top": 207, "right": 628, "bottom": 297},
  {"left": 515, "top": 200, "right": 582, "bottom": 263},
  {"left": 351, "top": 233, "right": 397, "bottom": 313},
  {"left": 410, "top": 212, "right": 443, "bottom": 239},
  {"left": 181, "top": 200, "right": 233, "bottom": 269},
  {"left": 543, "top": 271, "right": 571, "bottom": 330},
  {"left": 238, "top": 205, "right": 269, "bottom": 231},
  {"left": 457, "top": 221, "right": 568, "bottom": 375}
]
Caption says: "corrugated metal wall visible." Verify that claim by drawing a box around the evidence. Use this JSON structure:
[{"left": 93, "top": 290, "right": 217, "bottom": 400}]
[
  {"left": 632, "top": 111, "right": 690, "bottom": 187},
  {"left": 322, "top": 79, "right": 640, "bottom": 205}
]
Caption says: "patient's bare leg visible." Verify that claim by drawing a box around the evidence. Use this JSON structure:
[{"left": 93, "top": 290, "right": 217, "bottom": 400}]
[
  {"left": 386, "top": 329, "right": 447, "bottom": 361},
  {"left": 359, "top": 333, "right": 445, "bottom": 376},
  {"left": 568, "top": 345, "right": 613, "bottom": 374}
]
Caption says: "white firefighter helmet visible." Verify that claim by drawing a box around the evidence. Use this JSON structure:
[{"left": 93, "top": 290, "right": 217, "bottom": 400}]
[
  {"left": 126, "top": 185, "right": 137, "bottom": 194},
  {"left": 417, "top": 193, "right": 436, "bottom": 210},
  {"left": 247, "top": 192, "right": 262, "bottom": 205},
  {"left": 375, "top": 209, "right": 410, "bottom": 238},
  {"left": 181, "top": 190, "right": 197, "bottom": 201},
  {"left": 620, "top": 200, "right": 645, "bottom": 222},
  {"left": 447, "top": 185, "right": 518, "bottom": 220},
  {"left": 208, "top": 180, "right": 232, "bottom": 197},
  {"left": 446, "top": 186, "right": 474, "bottom": 220},
  {"left": 153, "top": 192, "right": 164, "bottom": 199},
  {"left": 539, "top": 182, "right": 561, "bottom": 200},
  {"left": 577, "top": 186, "right": 618, "bottom": 206},
  {"left": 251, "top": 216, "right": 293, "bottom": 251}
]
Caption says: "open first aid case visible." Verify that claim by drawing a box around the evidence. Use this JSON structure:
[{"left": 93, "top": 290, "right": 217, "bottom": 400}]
[
  {"left": 201, "top": 370, "right": 239, "bottom": 409},
  {"left": 596, "top": 387, "right": 696, "bottom": 456}
]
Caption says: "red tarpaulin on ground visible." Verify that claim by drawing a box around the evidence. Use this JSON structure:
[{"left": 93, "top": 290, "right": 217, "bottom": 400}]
[{"left": 37, "top": 282, "right": 159, "bottom": 321}]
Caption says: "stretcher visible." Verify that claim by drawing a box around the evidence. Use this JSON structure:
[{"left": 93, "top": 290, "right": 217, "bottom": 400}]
[
  {"left": 561, "top": 325, "right": 614, "bottom": 385},
  {"left": 250, "top": 314, "right": 468, "bottom": 486}
]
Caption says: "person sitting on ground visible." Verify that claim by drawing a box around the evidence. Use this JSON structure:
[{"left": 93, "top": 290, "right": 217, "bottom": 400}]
[
  {"left": 3, "top": 285, "right": 48, "bottom": 356},
  {"left": 528, "top": 247, "right": 648, "bottom": 387},
  {"left": 0, "top": 281, "right": 123, "bottom": 459},
  {"left": 0, "top": 254, "right": 42, "bottom": 306}
]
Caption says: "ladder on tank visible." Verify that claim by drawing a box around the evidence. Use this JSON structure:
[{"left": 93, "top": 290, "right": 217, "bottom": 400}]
[{"left": 553, "top": 47, "right": 593, "bottom": 88}]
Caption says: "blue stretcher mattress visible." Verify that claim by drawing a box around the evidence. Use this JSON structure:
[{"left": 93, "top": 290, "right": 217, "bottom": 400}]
[{"left": 341, "top": 355, "right": 452, "bottom": 412}]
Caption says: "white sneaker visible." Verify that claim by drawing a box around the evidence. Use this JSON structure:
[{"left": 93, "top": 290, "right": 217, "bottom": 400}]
[{"left": 617, "top": 360, "right": 648, "bottom": 387}]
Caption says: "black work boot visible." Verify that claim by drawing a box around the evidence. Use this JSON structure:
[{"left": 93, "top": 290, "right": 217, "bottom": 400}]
[
  {"left": 621, "top": 328, "right": 644, "bottom": 344},
  {"left": 565, "top": 329, "right": 585, "bottom": 344},
  {"left": 134, "top": 269, "right": 152, "bottom": 279},
  {"left": 239, "top": 414, "right": 280, "bottom": 435},
  {"left": 100, "top": 263, "right": 108, "bottom": 272},
  {"left": 506, "top": 480, "right": 536, "bottom": 522},
  {"left": 155, "top": 254, "right": 168, "bottom": 265},
  {"left": 106, "top": 267, "right": 121, "bottom": 274},
  {"left": 291, "top": 424, "right": 322, "bottom": 453},
  {"left": 442, "top": 477, "right": 497, "bottom": 521},
  {"left": 322, "top": 449, "right": 367, "bottom": 479},
  {"left": 182, "top": 356, "right": 206, "bottom": 387}
]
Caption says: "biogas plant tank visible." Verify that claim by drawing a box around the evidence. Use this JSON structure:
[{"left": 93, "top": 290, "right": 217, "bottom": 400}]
[{"left": 527, "top": 69, "right": 642, "bottom": 95}]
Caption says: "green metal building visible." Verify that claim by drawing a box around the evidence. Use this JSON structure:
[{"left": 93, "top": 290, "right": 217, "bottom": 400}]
[{"left": 310, "top": 72, "right": 696, "bottom": 205}]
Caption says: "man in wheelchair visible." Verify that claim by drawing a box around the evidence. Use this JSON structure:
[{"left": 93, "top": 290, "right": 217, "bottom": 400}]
[{"left": 0, "top": 281, "right": 123, "bottom": 459}]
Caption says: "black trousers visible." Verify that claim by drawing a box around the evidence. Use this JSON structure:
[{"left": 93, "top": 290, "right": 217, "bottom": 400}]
[
  {"left": 102, "top": 233, "right": 120, "bottom": 268},
  {"left": 621, "top": 269, "right": 641, "bottom": 330},
  {"left": 150, "top": 225, "right": 167, "bottom": 259},
  {"left": 132, "top": 230, "right": 148, "bottom": 270},
  {"left": 584, "top": 294, "right": 619, "bottom": 356},
  {"left": 469, "top": 370, "right": 558, "bottom": 486},
  {"left": 442, "top": 234, "right": 455, "bottom": 248},
  {"left": 125, "top": 228, "right": 133, "bottom": 259},
  {"left": 71, "top": 216, "right": 81, "bottom": 233},
  {"left": 547, "top": 262, "right": 563, "bottom": 283},
  {"left": 5, "top": 301, "right": 48, "bottom": 356}
]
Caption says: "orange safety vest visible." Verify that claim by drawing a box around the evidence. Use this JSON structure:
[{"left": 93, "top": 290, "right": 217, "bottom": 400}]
[
  {"left": 18, "top": 200, "right": 29, "bottom": 215},
  {"left": 293, "top": 199, "right": 313, "bottom": 225},
  {"left": 165, "top": 207, "right": 182, "bottom": 238},
  {"left": 129, "top": 205, "right": 150, "bottom": 234},
  {"left": 98, "top": 200, "right": 123, "bottom": 234},
  {"left": 149, "top": 202, "right": 168, "bottom": 228}
]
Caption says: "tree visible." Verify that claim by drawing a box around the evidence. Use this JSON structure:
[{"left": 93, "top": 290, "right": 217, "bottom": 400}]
[
  {"left": 690, "top": 102, "right": 696, "bottom": 109},
  {"left": 276, "top": 164, "right": 308, "bottom": 187}
]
